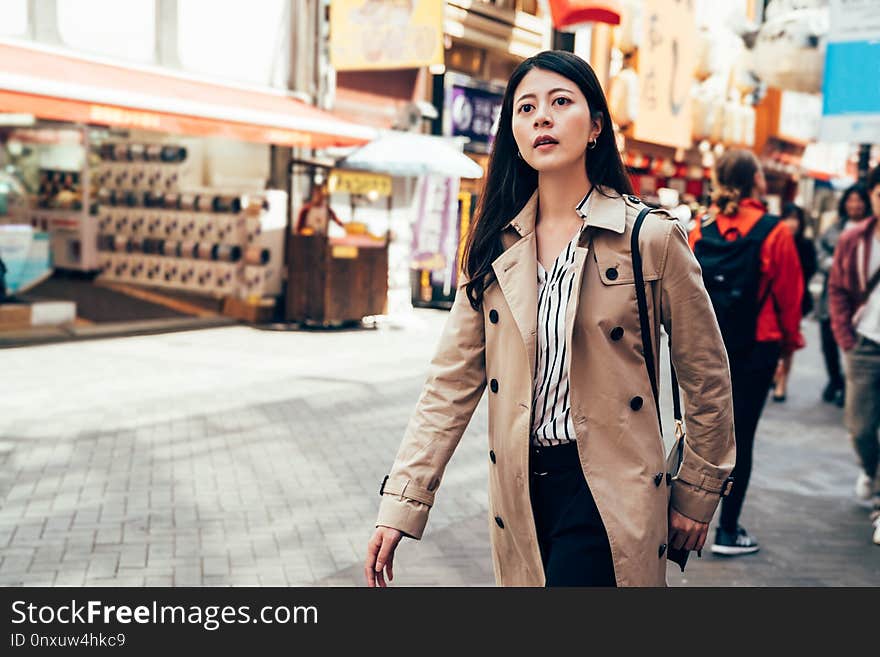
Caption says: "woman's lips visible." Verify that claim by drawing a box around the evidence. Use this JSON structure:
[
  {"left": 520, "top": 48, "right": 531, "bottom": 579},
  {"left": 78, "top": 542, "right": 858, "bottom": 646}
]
[{"left": 534, "top": 142, "right": 558, "bottom": 151}]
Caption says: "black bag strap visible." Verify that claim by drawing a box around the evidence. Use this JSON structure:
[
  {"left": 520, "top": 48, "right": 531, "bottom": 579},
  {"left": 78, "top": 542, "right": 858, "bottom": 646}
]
[{"left": 632, "top": 208, "right": 682, "bottom": 441}]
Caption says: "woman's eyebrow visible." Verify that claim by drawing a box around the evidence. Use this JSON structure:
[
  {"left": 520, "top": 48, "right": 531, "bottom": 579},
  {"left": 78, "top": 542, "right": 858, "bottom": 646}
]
[{"left": 515, "top": 87, "right": 575, "bottom": 104}]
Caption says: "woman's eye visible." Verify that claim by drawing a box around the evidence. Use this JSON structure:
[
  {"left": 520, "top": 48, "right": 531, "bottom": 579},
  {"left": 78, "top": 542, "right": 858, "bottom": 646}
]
[
  {"left": 554, "top": 97, "right": 570, "bottom": 106},
  {"left": 518, "top": 103, "right": 533, "bottom": 113}
]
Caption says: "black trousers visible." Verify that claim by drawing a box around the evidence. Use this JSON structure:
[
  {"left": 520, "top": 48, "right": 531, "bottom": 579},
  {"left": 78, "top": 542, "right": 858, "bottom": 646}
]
[
  {"left": 820, "top": 318, "right": 844, "bottom": 387},
  {"left": 529, "top": 441, "right": 616, "bottom": 587},
  {"left": 719, "top": 341, "right": 782, "bottom": 532}
]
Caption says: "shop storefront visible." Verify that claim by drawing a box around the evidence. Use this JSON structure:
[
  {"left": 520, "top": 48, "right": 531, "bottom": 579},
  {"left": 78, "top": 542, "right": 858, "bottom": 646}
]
[{"left": 0, "top": 40, "right": 373, "bottom": 335}]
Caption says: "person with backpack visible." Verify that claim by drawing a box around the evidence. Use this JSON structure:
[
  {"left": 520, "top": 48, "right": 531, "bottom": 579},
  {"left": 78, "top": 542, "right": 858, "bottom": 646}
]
[
  {"left": 689, "top": 149, "right": 804, "bottom": 556},
  {"left": 828, "top": 165, "right": 880, "bottom": 545}
]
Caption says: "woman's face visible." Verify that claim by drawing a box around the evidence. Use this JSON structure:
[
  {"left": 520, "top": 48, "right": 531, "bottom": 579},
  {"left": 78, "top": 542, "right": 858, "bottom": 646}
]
[
  {"left": 511, "top": 68, "right": 599, "bottom": 174},
  {"left": 844, "top": 191, "right": 867, "bottom": 221}
]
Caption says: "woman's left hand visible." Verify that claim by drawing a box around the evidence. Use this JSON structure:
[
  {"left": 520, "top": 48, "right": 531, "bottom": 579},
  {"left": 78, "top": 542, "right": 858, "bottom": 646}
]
[{"left": 668, "top": 508, "right": 709, "bottom": 552}]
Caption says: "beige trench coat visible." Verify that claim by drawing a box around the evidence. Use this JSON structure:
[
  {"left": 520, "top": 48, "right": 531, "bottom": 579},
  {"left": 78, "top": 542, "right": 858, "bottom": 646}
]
[{"left": 376, "top": 188, "right": 735, "bottom": 586}]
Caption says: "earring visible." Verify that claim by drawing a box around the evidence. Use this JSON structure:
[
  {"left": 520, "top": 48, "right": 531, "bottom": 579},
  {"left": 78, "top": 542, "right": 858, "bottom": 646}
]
[
  {"left": 588, "top": 138, "right": 598, "bottom": 150},
  {"left": 516, "top": 150, "right": 523, "bottom": 159}
]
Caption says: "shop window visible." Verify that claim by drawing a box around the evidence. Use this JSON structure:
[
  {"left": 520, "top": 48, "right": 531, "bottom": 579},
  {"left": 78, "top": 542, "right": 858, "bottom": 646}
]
[
  {"left": 447, "top": 44, "right": 485, "bottom": 77},
  {"left": 177, "top": 0, "right": 287, "bottom": 87},
  {"left": 0, "top": 0, "right": 27, "bottom": 37},
  {"left": 57, "top": 0, "right": 155, "bottom": 64}
]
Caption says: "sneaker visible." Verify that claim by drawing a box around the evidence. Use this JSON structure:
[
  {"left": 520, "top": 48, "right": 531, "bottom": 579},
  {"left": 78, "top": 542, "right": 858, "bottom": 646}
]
[
  {"left": 855, "top": 471, "right": 874, "bottom": 501},
  {"left": 711, "top": 526, "right": 760, "bottom": 556},
  {"left": 822, "top": 381, "right": 838, "bottom": 402},
  {"left": 871, "top": 504, "right": 880, "bottom": 546}
]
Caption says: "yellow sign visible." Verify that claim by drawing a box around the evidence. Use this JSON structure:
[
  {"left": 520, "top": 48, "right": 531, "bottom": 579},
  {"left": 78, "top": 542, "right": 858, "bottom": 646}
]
[
  {"left": 328, "top": 169, "right": 392, "bottom": 197},
  {"left": 331, "top": 245, "right": 359, "bottom": 259},
  {"left": 330, "top": 0, "right": 444, "bottom": 71},
  {"left": 634, "top": 0, "right": 696, "bottom": 149}
]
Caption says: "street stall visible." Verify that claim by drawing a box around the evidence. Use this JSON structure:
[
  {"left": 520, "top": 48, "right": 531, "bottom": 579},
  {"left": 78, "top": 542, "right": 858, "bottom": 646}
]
[
  {"left": 334, "top": 129, "right": 483, "bottom": 312},
  {"left": 0, "top": 39, "right": 374, "bottom": 334},
  {"left": 286, "top": 131, "right": 482, "bottom": 326},
  {"left": 286, "top": 164, "right": 392, "bottom": 326}
]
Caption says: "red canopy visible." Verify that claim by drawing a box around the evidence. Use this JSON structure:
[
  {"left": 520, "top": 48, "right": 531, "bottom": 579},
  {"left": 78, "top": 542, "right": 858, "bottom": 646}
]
[
  {"left": 0, "top": 40, "right": 375, "bottom": 149},
  {"left": 547, "top": 0, "right": 622, "bottom": 29}
]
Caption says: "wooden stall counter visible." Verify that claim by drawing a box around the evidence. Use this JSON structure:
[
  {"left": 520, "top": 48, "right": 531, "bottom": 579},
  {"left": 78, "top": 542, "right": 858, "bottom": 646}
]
[{"left": 286, "top": 233, "right": 388, "bottom": 325}]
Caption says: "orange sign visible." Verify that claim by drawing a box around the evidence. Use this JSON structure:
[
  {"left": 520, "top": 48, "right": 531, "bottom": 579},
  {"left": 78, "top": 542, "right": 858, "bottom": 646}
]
[{"left": 634, "top": 0, "right": 696, "bottom": 149}]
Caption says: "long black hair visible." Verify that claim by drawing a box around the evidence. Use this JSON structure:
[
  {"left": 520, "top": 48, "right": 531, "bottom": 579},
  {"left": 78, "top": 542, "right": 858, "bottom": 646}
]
[
  {"left": 461, "top": 50, "right": 633, "bottom": 310},
  {"left": 782, "top": 202, "right": 806, "bottom": 238},
  {"left": 836, "top": 183, "right": 870, "bottom": 224}
]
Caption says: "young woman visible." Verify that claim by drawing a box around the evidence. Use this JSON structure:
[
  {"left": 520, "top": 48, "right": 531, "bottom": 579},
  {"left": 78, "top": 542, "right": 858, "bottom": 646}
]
[
  {"left": 689, "top": 150, "right": 804, "bottom": 556},
  {"left": 771, "top": 202, "right": 817, "bottom": 402},
  {"left": 365, "top": 51, "right": 735, "bottom": 587},
  {"left": 816, "top": 184, "right": 870, "bottom": 406}
]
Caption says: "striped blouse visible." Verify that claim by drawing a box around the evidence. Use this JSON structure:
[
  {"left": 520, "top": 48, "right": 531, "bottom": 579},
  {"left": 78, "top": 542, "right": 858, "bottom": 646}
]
[{"left": 530, "top": 190, "right": 592, "bottom": 446}]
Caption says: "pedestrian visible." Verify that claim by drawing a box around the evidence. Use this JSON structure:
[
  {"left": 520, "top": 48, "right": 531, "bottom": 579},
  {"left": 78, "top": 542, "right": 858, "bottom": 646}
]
[
  {"left": 771, "top": 202, "right": 817, "bottom": 402},
  {"left": 689, "top": 149, "right": 804, "bottom": 556},
  {"left": 816, "top": 184, "right": 871, "bottom": 407},
  {"left": 295, "top": 183, "right": 344, "bottom": 235},
  {"left": 828, "top": 165, "right": 880, "bottom": 528},
  {"left": 365, "top": 50, "right": 735, "bottom": 587}
]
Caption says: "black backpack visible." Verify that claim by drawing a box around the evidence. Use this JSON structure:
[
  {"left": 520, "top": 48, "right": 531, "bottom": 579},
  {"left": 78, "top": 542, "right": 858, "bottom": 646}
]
[{"left": 693, "top": 213, "right": 779, "bottom": 355}]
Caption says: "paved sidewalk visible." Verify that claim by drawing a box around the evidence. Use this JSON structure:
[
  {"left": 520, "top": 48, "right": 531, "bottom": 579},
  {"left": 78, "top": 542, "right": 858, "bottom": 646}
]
[{"left": 0, "top": 313, "right": 877, "bottom": 587}]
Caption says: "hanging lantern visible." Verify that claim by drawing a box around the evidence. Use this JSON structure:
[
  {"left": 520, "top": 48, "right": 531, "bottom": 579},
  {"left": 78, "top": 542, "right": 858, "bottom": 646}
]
[{"left": 547, "top": 0, "right": 622, "bottom": 30}]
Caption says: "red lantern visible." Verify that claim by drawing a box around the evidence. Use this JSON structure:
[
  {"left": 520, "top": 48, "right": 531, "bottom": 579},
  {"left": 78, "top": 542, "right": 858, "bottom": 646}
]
[{"left": 547, "top": 0, "right": 622, "bottom": 30}]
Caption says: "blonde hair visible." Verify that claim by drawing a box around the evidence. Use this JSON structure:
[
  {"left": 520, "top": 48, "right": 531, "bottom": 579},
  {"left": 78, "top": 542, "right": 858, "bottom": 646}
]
[{"left": 710, "top": 149, "right": 761, "bottom": 218}]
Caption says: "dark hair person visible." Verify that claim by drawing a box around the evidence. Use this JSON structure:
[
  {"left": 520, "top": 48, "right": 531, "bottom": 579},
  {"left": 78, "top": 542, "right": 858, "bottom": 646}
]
[
  {"left": 366, "top": 51, "right": 734, "bottom": 587},
  {"left": 771, "top": 202, "right": 817, "bottom": 402},
  {"left": 817, "top": 184, "right": 871, "bottom": 405},
  {"left": 688, "top": 149, "right": 804, "bottom": 555}
]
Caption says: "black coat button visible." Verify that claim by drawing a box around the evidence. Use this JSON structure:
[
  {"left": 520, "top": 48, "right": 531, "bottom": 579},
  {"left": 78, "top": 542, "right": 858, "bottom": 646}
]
[
  {"left": 489, "top": 309, "right": 499, "bottom": 324},
  {"left": 610, "top": 326, "right": 624, "bottom": 341},
  {"left": 605, "top": 267, "right": 619, "bottom": 280},
  {"left": 495, "top": 516, "right": 504, "bottom": 529},
  {"left": 489, "top": 450, "right": 496, "bottom": 464},
  {"left": 666, "top": 473, "right": 673, "bottom": 486},
  {"left": 490, "top": 379, "right": 499, "bottom": 393},
  {"left": 653, "top": 472, "right": 663, "bottom": 487},
  {"left": 630, "top": 396, "right": 643, "bottom": 411},
  {"left": 659, "top": 543, "right": 667, "bottom": 557}
]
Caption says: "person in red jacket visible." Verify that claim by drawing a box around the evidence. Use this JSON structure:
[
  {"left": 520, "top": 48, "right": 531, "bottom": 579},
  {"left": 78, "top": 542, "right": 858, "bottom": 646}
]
[
  {"left": 828, "top": 165, "right": 880, "bottom": 542},
  {"left": 689, "top": 149, "right": 804, "bottom": 556}
]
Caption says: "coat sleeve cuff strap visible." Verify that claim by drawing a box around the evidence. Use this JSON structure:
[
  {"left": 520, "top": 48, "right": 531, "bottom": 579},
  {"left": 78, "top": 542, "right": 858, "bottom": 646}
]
[
  {"left": 379, "top": 475, "right": 436, "bottom": 507},
  {"left": 676, "top": 462, "right": 734, "bottom": 496}
]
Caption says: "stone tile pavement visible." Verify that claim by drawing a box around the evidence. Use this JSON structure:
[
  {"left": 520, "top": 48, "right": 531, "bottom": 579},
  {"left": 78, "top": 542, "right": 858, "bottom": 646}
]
[{"left": 0, "top": 312, "right": 877, "bottom": 587}]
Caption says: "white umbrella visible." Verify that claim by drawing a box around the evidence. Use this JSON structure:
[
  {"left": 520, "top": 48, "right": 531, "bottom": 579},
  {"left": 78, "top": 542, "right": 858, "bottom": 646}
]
[{"left": 337, "top": 130, "right": 484, "bottom": 179}]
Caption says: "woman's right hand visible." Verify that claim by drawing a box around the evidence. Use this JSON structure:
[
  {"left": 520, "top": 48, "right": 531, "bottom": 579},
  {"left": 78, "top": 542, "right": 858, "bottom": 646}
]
[{"left": 365, "top": 526, "right": 403, "bottom": 587}]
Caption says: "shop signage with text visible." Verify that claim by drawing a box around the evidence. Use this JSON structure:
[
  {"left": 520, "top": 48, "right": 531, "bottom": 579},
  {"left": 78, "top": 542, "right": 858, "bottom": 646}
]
[
  {"left": 328, "top": 170, "right": 392, "bottom": 197},
  {"left": 330, "top": 0, "right": 444, "bottom": 71},
  {"left": 444, "top": 74, "right": 504, "bottom": 154},
  {"left": 634, "top": 0, "right": 695, "bottom": 149}
]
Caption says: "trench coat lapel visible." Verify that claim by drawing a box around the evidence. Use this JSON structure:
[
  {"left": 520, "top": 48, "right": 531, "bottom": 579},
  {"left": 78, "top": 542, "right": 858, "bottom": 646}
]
[{"left": 492, "top": 195, "right": 538, "bottom": 380}]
